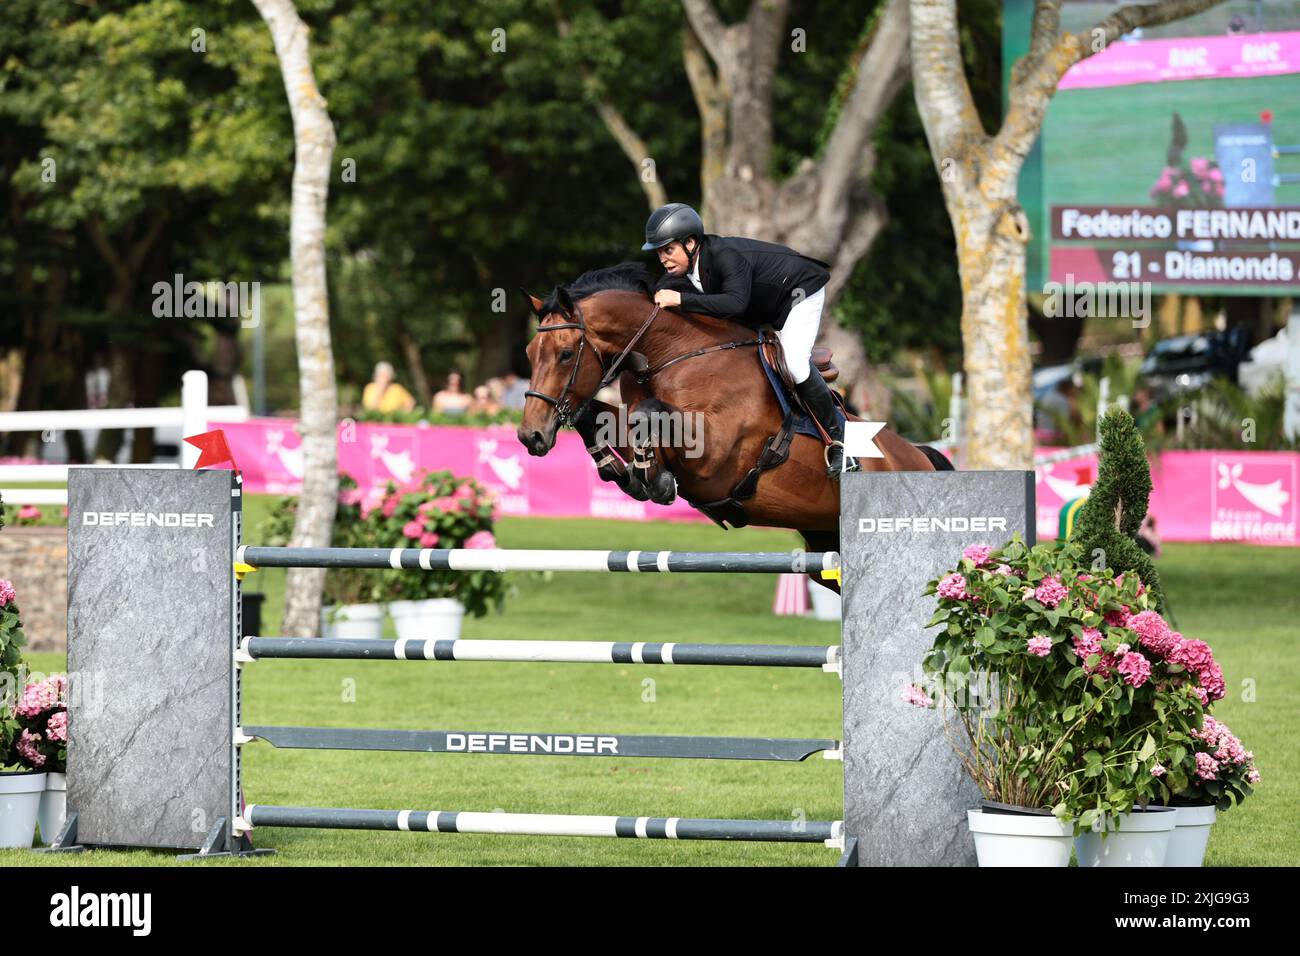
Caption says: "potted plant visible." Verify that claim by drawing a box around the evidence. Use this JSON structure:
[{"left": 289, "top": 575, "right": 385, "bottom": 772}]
[
  {"left": 916, "top": 538, "right": 1085, "bottom": 866},
  {"left": 1061, "top": 408, "right": 1238, "bottom": 866},
  {"left": 1, "top": 577, "right": 46, "bottom": 849},
  {"left": 13, "top": 673, "right": 68, "bottom": 844},
  {"left": 916, "top": 537, "right": 1201, "bottom": 866},
  {"left": 1159, "top": 713, "right": 1259, "bottom": 867},
  {"left": 366, "top": 470, "right": 507, "bottom": 641},
  {"left": 261, "top": 476, "right": 385, "bottom": 638}
]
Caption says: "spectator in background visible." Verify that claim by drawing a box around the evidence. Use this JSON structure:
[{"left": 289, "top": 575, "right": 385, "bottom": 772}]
[
  {"left": 470, "top": 385, "right": 501, "bottom": 416},
  {"left": 362, "top": 361, "right": 416, "bottom": 413},
  {"left": 500, "top": 371, "right": 529, "bottom": 411},
  {"left": 433, "top": 370, "right": 473, "bottom": 417}
]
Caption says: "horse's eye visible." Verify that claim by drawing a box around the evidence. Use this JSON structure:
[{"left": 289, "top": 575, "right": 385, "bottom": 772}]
[{"left": 559, "top": 349, "right": 574, "bottom": 362}]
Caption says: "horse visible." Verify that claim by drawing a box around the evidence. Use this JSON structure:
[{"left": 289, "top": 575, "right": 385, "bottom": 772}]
[{"left": 518, "top": 263, "right": 951, "bottom": 587}]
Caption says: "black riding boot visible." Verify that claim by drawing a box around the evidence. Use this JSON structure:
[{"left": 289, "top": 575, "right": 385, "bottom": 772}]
[{"left": 795, "top": 374, "right": 856, "bottom": 478}]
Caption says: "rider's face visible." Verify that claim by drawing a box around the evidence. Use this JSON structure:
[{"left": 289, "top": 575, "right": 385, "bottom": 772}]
[{"left": 657, "top": 239, "right": 693, "bottom": 276}]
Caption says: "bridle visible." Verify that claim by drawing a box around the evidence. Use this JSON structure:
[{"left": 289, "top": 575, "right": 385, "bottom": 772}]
[{"left": 525, "top": 299, "right": 661, "bottom": 428}]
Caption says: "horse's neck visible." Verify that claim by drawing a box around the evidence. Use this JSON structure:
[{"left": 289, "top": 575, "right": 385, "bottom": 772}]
[{"left": 595, "top": 295, "right": 749, "bottom": 371}]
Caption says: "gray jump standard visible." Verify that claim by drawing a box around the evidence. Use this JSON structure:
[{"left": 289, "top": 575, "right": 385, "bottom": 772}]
[
  {"left": 55, "top": 467, "right": 851, "bottom": 863},
  {"left": 56, "top": 466, "right": 1035, "bottom": 866}
]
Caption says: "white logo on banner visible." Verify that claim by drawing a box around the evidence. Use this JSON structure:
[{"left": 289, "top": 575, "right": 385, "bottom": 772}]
[
  {"left": 264, "top": 429, "right": 305, "bottom": 480},
  {"left": 1217, "top": 462, "right": 1290, "bottom": 517},
  {"left": 477, "top": 439, "right": 524, "bottom": 490},
  {"left": 370, "top": 434, "right": 416, "bottom": 485}
]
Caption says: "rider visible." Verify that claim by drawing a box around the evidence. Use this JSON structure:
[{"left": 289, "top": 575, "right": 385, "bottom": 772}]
[{"left": 641, "top": 202, "right": 855, "bottom": 476}]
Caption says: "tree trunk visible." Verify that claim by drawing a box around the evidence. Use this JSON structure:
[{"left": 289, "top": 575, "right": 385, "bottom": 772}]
[
  {"left": 908, "top": 0, "right": 1224, "bottom": 469},
  {"left": 672, "top": 0, "right": 912, "bottom": 413},
  {"left": 253, "top": 0, "right": 339, "bottom": 637}
]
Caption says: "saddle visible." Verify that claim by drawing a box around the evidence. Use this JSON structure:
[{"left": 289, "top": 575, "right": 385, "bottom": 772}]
[{"left": 762, "top": 339, "right": 839, "bottom": 394}]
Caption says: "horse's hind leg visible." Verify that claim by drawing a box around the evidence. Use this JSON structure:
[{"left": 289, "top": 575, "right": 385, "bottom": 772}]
[{"left": 800, "top": 529, "right": 841, "bottom": 594}]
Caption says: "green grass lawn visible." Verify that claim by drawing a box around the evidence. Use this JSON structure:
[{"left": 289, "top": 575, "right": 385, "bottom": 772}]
[{"left": 5, "top": 497, "right": 1297, "bottom": 866}]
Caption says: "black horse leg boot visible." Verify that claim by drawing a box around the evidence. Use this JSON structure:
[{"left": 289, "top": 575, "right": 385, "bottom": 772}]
[{"left": 795, "top": 374, "right": 857, "bottom": 478}]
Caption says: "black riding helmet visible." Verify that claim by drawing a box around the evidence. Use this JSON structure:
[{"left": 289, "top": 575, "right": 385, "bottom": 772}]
[{"left": 642, "top": 203, "right": 704, "bottom": 251}]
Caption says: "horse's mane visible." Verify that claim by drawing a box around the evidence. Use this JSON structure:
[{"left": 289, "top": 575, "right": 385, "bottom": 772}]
[
  {"left": 540, "top": 262, "right": 653, "bottom": 316},
  {"left": 540, "top": 260, "right": 751, "bottom": 340}
]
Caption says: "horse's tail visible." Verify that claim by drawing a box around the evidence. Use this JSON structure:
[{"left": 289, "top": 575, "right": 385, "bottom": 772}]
[{"left": 915, "top": 444, "right": 955, "bottom": 472}]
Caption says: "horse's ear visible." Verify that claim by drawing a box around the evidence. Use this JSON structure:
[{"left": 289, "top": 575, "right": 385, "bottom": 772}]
[
  {"left": 521, "top": 290, "right": 544, "bottom": 316},
  {"left": 556, "top": 287, "right": 575, "bottom": 316}
]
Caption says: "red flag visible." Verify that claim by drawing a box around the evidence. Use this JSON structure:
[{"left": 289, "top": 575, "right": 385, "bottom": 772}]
[{"left": 184, "top": 429, "right": 237, "bottom": 470}]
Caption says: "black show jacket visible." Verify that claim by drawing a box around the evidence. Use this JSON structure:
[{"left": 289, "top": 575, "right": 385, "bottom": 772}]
[{"left": 655, "top": 234, "right": 830, "bottom": 330}]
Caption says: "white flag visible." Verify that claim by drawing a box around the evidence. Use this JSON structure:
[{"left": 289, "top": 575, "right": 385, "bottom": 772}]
[{"left": 843, "top": 421, "right": 886, "bottom": 459}]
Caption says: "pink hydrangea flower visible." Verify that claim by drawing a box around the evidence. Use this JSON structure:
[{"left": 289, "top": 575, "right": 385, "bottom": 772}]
[
  {"left": 463, "top": 530, "right": 496, "bottom": 550},
  {"left": 1034, "top": 576, "right": 1068, "bottom": 608},
  {"left": 1247, "top": 769, "right": 1261, "bottom": 784},
  {"left": 1168, "top": 638, "right": 1213, "bottom": 673},
  {"left": 1114, "top": 643, "right": 1131, "bottom": 656},
  {"left": 1027, "top": 636, "right": 1053, "bottom": 657},
  {"left": 0, "top": 579, "right": 15, "bottom": 607},
  {"left": 1150, "top": 764, "right": 1166, "bottom": 777},
  {"left": 17, "top": 729, "right": 45, "bottom": 767},
  {"left": 419, "top": 532, "right": 440, "bottom": 549},
  {"left": 16, "top": 680, "right": 60, "bottom": 718},
  {"left": 994, "top": 564, "right": 1013, "bottom": 576},
  {"left": 901, "top": 684, "right": 933, "bottom": 708},
  {"left": 962, "top": 544, "right": 992, "bottom": 566},
  {"left": 382, "top": 496, "right": 400, "bottom": 518},
  {"left": 1198, "top": 661, "right": 1226, "bottom": 702},
  {"left": 401, "top": 520, "right": 423, "bottom": 539},
  {"left": 937, "top": 573, "right": 967, "bottom": 600},
  {"left": 46, "top": 710, "right": 68, "bottom": 743},
  {"left": 1127, "top": 610, "right": 1178, "bottom": 656},
  {"left": 1073, "top": 626, "right": 1103, "bottom": 664},
  {"left": 17, "top": 504, "right": 41, "bottom": 520},
  {"left": 1104, "top": 607, "right": 1131, "bottom": 628},
  {"left": 1195, "top": 751, "right": 1219, "bottom": 781},
  {"left": 1193, "top": 686, "right": 1210, "bottom": 706},
  {"left": 453, "top": 483, "right": 477, "bottom": 500},
  {"left": 1116, "top": 650, "right": 1152, "bottom": 687}
]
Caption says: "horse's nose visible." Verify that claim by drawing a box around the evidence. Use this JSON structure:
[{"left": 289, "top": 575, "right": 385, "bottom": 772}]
[{"left": 517, "top": 426, "right": 547, "bottom": 456}]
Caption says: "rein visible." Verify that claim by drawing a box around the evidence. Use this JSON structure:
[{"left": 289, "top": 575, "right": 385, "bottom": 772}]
[
  {"left": 525, "top": 302, "right": 661, "bottom": 427},
  {"left": 525, "top": 297, "right": 759, "bottom": 424}
]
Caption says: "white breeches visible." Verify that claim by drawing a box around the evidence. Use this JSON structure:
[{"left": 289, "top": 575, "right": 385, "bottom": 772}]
[{"left": 777, "top": 287, "right": 825, "bottom": 384}]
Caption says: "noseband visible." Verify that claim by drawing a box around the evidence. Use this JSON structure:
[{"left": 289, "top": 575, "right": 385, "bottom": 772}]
[{"left": 525, "top": 300, "right": 661, "bottom": 428}]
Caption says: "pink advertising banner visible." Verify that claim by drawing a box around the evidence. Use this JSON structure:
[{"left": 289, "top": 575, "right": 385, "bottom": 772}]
[
  {"left": 1058, "top": 31, "right": 1300, "bottom": 91},
  {"left": 219, "top": 418, "right": 708, "bottom": 524},
  {"left": 1034, "top": 447, "right": 1297, "bottom": 546},
  {"left": 216, "top": 418, "right": 1298, "bottom": 546}
]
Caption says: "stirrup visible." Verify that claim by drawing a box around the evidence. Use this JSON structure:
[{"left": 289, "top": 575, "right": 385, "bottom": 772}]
[{"left": 823, "top": 440, "right": 859, "bottom": 476}]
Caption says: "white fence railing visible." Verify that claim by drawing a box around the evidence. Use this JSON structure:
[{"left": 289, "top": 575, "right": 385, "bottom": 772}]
[{"left": 1, "top": 370, "right": 245, "bottom": 507}]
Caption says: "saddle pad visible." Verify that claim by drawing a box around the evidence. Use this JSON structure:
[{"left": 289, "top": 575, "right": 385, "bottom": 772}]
[{"left": 757, "top": 341, "right": 841, "bottom": 439}]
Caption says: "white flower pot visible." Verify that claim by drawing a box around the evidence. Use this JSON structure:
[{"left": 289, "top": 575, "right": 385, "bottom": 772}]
[
  {"left": 0, "top": 771, "right": 48, "bottom": 849},
  {"left": 967, "top": 808, "right": 1075, "bottom": 866},
  {"left": 321, "top": 602, "right": 385, "bottom": 639},
  {"left": 1165, "top": 804, "right": 1217, "bottom": 867},
  {"left": 38, "top": 771, "right": 67, "bottom": 845},
  {"left": 1075, "top": 807, "right": 1177, "bottom": 867},
  {"left": 809, "top": 582, "right": 842, "bottom": 621},
  {"left": 389, "top": 598, "right": 465, "bottom": 642}
]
